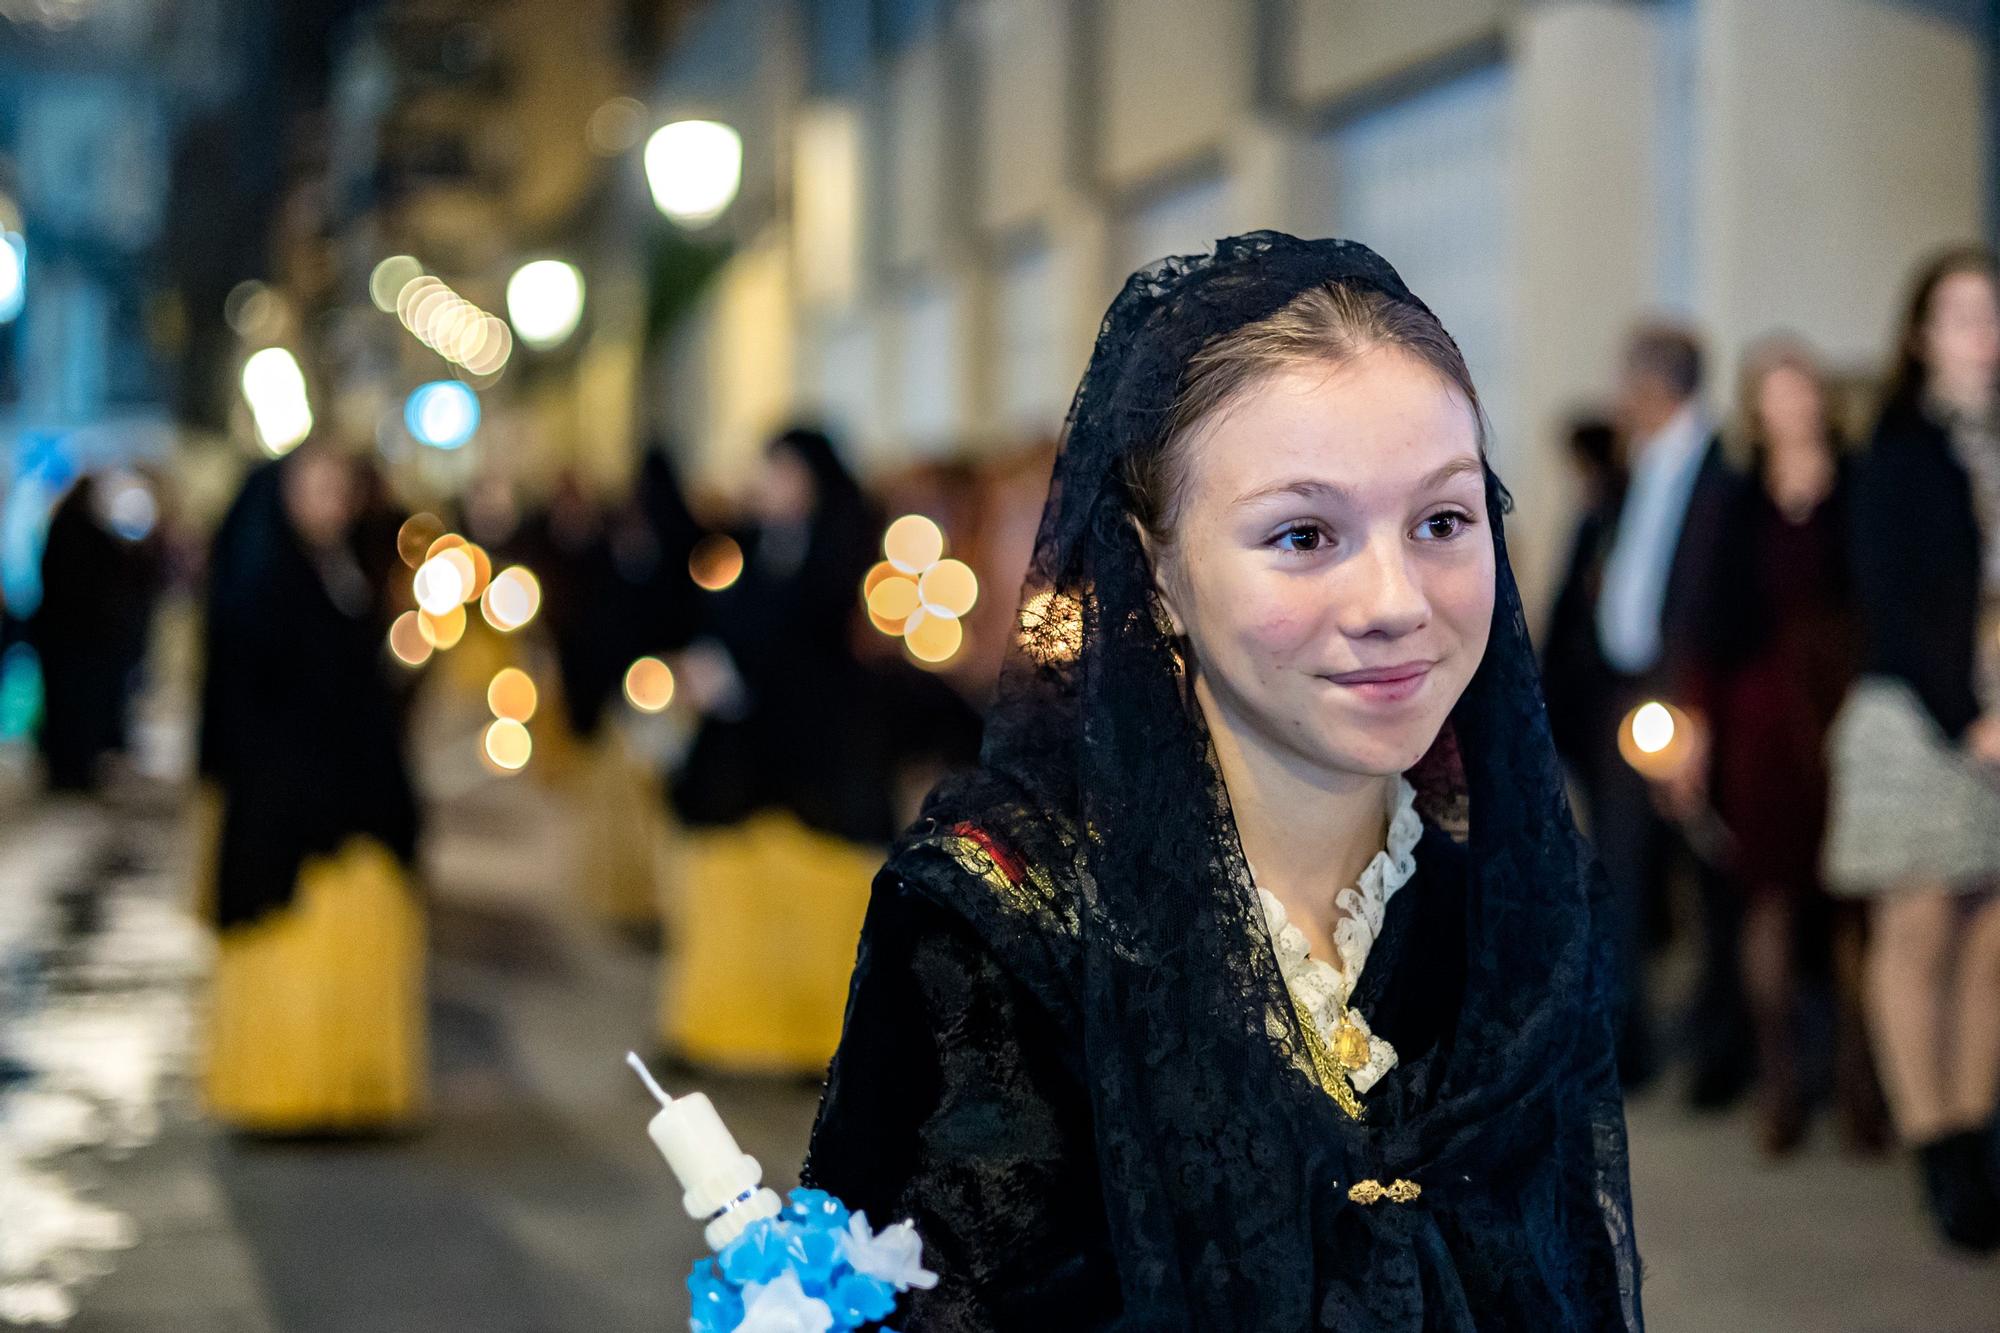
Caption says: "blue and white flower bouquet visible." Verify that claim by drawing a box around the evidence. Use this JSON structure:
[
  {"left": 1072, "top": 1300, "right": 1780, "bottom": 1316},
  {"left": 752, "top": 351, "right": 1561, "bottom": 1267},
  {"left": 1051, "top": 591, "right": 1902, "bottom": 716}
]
[{"left": 627, "top": 1054, "right": 937, "bottom": 1333}]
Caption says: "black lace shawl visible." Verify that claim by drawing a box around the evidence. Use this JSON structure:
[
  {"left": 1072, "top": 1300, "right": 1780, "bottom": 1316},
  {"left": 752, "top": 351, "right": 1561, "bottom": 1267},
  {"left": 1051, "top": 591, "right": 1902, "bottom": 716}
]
[{"left": 807, "top": 233, "right": 1641, "bottom": 1331}]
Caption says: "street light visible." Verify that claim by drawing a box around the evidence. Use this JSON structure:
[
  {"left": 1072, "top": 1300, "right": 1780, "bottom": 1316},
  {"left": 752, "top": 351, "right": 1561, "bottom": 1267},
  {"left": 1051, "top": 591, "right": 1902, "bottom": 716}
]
[
  {"left": 644, "top": 120, "right": 742, "bottom": 225},
  {"left": 240, "top": 347, "right": 313, "bottom": 456},
  {"left": 506, "top": 259, "right": 585, "bottom": 350}
]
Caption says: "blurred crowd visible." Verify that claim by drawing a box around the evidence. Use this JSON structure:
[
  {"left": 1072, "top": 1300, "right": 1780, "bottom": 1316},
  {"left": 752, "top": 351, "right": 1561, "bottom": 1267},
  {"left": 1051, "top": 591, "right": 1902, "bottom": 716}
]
[{"left": 1542, "top": 247, "right": 2000, "bottom": 1255}]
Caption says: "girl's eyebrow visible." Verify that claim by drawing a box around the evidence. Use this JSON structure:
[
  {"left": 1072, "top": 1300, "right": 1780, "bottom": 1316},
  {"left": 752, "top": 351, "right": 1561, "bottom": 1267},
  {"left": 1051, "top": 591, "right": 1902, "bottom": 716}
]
[{"left": 1230, "top": 455, "right": 1483, "bottom": 509}]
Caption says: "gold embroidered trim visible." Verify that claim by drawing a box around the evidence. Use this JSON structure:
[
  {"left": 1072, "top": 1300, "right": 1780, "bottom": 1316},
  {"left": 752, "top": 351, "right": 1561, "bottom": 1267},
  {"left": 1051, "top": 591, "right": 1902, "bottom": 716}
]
[
  {"left": 1292, "top": 992, "right": 1364, "bottom": 1120},
  {"left": 1347, "top": 1178, "right": 1421, "bottom": 1205}
]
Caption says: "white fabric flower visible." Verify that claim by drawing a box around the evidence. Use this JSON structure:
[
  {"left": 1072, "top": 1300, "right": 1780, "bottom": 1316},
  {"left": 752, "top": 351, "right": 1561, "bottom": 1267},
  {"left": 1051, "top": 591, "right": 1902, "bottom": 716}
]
[
  {"left": 840, "top": 1212, "right": 940, "bottom": 1291},
  {"left": 735, "top": 1271, "right": 834, "bottom": 1333}
]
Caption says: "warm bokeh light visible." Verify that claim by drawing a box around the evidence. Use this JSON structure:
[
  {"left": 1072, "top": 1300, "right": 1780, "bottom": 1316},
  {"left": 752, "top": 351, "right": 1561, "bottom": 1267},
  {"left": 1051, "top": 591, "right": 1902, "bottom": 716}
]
[
  {"left": 644, "top": 120, "right": 743, "bottom": 224},
  {"left": 462, "top": 543, "right": 493, "bottom": 600},
  {"left": 688, "top": 534, "right": 745, "bottom": 591},
  {"left": 903, "top": 608, "right": 964, "bottom": 663},
  {"left": 917, "top": 558, "right": 978, "bottom": 618},
  {"left": 883, "top": 514, "right": 944, "bottom": 574},
  {"left": 1619, "top": 699, "right": 1693, "bottom": 781},
  {"left": 438, "top": 547, "right": 478, "bottom": 601},
  {"left": 866, "top": 574, "right": 921, "bottom": 623},
  {"left": 481, "top": 566, "right": 542, "bottom": 631},
  {"left": 623, "top": 656, "right": 676, "bottom": 712},
  {"left": 419, "top": 605, "right": 468, "bottom": 650},
  {"left": 396, "top": 513, "right": 445, "bottom": 569},
  {"left": 239, "top": 346, "right": 313, "bottom": 455},
  {"left": 483, "top": 718, "right": 533, "bottom": 772},
  {"left": 1018, "top": 588, "right": 1084, "bottom": 664},
  {"left": 506, "top": 259, "right": 586, "bottom": 350},
  {"left": 413, "top": 553, "right": 469, "bottom": 615},
  {"left": 369, "top": 255, "right": 423, "bottom": 312},
  {"left": 388, "top": 612, "right": 433, "bottom": 667},
  {"left": 1632, "top": 701, "right": 1676, "bottom": 755},
  {"left": 486, "top": 667, "right": 538, "bottom": 723}
]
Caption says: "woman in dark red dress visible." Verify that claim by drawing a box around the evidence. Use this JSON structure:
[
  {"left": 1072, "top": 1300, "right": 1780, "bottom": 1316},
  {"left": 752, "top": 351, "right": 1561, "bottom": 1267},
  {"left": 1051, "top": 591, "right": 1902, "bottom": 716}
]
[{"left": 1702, "top": 336, "right": 1881, "bottom": 1155}]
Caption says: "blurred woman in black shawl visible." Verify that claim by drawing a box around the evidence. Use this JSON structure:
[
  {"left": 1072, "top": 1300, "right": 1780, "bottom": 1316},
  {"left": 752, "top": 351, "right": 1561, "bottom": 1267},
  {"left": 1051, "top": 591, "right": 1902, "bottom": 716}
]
[
  {"left": 198, "top": 444, "right": 424, "bottom": 1132},
  {"left": 807, "top": 235, "right": 1639, "bottom": 1330},
  {"left": 660, "top": 426, "right": 979, "bottom": 1075}
]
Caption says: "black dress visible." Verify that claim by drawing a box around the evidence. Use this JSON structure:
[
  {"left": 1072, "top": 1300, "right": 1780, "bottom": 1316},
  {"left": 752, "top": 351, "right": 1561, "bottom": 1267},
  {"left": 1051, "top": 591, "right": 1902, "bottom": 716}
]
[{"left": 810, "top": 820, "right": 1484, "bottom": 1329}]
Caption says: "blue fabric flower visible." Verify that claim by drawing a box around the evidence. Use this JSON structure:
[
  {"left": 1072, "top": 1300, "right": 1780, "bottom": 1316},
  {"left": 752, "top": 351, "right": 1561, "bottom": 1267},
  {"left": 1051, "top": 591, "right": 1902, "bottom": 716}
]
[
  {"left": 782, "top": 1225, "right": 842, "bottom": 1296},
  {"left": 827, "top": 1271, "right": 898, "bottom": 1328},
  {"left": 719, "top": 1218, "right": 790, "bottom": 1286},
  {"left": 686, "top": 1258, "right": 743, "bottom": 1333},
  {"left": 784, "top": 1188, "right": 851, "bottom": 1231}
]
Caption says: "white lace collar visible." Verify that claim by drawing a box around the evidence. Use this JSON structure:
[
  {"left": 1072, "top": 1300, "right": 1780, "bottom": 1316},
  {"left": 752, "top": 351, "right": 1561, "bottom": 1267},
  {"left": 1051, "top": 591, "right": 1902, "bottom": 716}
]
[{"left": 1252, "top": 775, "right": 1422, "bottom": 1096}]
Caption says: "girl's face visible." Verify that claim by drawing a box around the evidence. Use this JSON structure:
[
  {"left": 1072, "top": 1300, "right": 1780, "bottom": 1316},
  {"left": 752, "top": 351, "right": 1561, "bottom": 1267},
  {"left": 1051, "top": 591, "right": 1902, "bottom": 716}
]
[
  {"left": 1923, "top": 268, "right": 2000, "bottom": 401},
  {"left": 1151, "top": 348, "right": 1494, "bottom": 780}
]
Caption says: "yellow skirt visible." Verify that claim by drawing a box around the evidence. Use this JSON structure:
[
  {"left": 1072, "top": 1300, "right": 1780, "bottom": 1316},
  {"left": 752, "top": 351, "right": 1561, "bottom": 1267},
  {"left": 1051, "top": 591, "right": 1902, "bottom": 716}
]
[
  {"left": 204, "top": 836, "right": 427, "bottom": 1132},
  {"left": 659, "top": 811, "right": 878, "bottom": 1074}
]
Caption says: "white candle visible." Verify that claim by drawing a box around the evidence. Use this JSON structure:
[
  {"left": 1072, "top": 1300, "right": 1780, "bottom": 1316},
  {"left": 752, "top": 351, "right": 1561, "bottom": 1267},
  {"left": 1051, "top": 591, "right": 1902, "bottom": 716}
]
[{"left": 627, "top": 1052, "right": 781, "bottom": 1249}]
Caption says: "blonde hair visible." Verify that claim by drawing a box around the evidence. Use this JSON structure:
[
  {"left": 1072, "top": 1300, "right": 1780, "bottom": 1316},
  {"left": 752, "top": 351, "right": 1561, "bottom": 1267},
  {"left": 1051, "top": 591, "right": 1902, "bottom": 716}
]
[{"left": 1124, "top": 283, "right": 1484, "bottom": 540}]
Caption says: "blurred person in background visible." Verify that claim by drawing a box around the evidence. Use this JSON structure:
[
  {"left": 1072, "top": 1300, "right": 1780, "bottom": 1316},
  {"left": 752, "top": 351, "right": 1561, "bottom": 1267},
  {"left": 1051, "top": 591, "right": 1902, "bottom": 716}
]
[
  {"left": 197, "top": 444, "right": 424, "bottom": 1133},
  {"left": 1576, "top": 325, "right": 1748, "bottom": 1101},
  {"left": 32, "top": 468, "right": 165, "bottom": 792},
  {"left": 1824, "top": 248, "right": 2000, "bottom": 1251},
  {"left": 662, "top": 426, "right": 977, "bottom": 1076},
  {"left": 1541, "top": 414, "right": 1623, "bottom": 779},
  {"left": 1688, "top": 335, "right": 1879, "bottom": 1156}
]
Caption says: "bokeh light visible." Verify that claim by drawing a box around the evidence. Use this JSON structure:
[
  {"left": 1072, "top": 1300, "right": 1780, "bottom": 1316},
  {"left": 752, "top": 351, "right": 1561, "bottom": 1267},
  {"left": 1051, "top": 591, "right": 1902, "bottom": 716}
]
[
  {"left": 1631, "top": 701, "right": 1676, "bottom": 756},
  {"left": 506, "top": 259, "right": 586, "bottom": 350},
  {"left": 0, "top": 232, "right": 23, "bottom": 324},
  {"left": 481, "top": 566, "right": 542, "bottom": 631},
  {"left": 623, "top": 657, "right": 676, "bottom": 712},
  {"left": 419, "top": 605, "right": 468, "bottom": 650},
  {"left": 688, "top": 534, "right": 745, "bottom": 591},
  {"left": 413, "top": 553, "right": 469, "bottom": 615},
  {"left": 883, "top": 514, "right": 944, "bottom": 574},
  {"left": 587, "top": 96, "right": 647, "bottom": 155},
  {"left": 388, "top": 612, "right": 433, "bottom": 667},
  {"left": 483, "top": 718, "right": 533, "bottom": 772},
  {"left": 866, "top": 574, "right": 921, "bottom": 623},
  {"left": 644, "top": 120, "right": 743, "bottom": 224},
  {"left": 917, "top": 558, "right": 978, "bottom": 618},
  {"left": 397, "top": 513, "right": 445, "bottom": 569},
  {"left": 239, "top": 346, "right": 313, "bottom": 456},
  {"left": 405, "top": 380, "right": 481, "bottom": 449},
  {"left": 486, "top": 667, "right": 538, "bottom": 723},
  {"left": 369, "top": 255, "right": 423, "bottom": 312},
  {"left": 903, "top": 608, "right": 964, "bottom": 663}
]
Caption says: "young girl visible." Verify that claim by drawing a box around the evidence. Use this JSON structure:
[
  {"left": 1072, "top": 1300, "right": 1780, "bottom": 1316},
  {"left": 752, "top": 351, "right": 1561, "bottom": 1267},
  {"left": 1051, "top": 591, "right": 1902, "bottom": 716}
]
[{"left": 807, "top": 234, "right": 1640, "bottom": 1330}]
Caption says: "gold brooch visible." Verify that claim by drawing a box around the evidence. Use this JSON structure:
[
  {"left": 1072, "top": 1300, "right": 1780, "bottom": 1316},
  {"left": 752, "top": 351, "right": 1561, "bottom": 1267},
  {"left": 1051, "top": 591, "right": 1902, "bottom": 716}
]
[
  {"left": 1332, "top": 1014, "right": 1371, "bottom": 1070},
  {"left": 1346, "top": 1178, "right": 1422, "bottom": 1206}
]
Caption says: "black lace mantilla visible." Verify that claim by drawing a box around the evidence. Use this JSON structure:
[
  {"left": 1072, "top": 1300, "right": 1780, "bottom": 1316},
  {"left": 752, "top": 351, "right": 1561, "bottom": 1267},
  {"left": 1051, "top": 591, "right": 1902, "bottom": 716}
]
[{"left": 808, "top": 233, "right": 1642, "bottom": 1331}]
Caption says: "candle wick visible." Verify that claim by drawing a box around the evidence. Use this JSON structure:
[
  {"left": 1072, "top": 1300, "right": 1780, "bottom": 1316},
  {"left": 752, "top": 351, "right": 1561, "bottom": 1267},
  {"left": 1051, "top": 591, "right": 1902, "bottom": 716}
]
[{"left": 625, "top": 1051, "right": 673, "bottom": 1109}]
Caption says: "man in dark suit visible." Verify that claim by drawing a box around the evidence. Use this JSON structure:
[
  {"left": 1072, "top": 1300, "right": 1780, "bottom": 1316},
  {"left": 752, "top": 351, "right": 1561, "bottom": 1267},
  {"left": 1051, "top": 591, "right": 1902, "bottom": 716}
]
[{"left": 1559, "top": 324, "right": 1750, "bottom": 1103}]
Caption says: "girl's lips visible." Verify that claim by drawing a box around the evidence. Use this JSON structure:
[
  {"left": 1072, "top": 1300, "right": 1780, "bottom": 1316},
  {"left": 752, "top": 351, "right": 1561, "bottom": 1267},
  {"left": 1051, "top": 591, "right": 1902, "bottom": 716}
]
[{"left": 1324, "top": 662, "right": 1433, "bottom": 704}]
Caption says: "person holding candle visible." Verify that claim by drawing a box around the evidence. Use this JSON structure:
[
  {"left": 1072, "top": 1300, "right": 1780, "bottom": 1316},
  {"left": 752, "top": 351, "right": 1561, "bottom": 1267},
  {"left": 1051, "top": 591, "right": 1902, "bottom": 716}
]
[
  {"left": 198, "top": 446, "right": 425, "bottom": 1133},
  {"left": 806, "top": 235, "right": 1640, "bottom": 1330},
  {"left": 1824, "top": 247, "right": 2000, "bottom": 1251}
]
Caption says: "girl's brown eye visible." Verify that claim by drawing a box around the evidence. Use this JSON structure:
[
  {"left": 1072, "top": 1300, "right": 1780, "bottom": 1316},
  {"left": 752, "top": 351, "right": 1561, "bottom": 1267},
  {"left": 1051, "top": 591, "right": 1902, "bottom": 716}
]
[{"left": 1276, "top": 525, "right": 1322, "bottom": 553}]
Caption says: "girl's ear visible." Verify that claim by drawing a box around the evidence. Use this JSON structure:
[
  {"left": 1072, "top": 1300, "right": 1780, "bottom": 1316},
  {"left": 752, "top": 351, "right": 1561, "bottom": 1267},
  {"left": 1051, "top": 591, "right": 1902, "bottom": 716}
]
[{"left": 1132, "top": 516, "right": 1188, "bottom": 638}]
